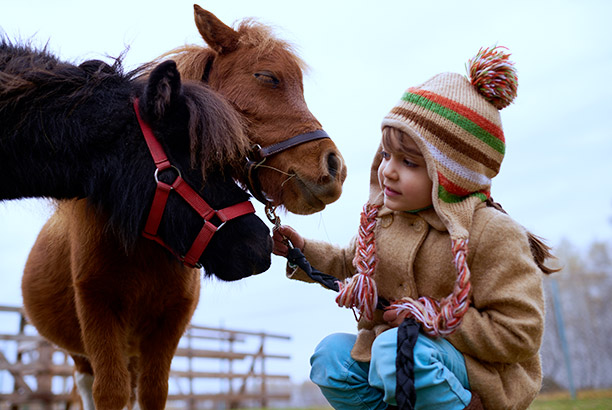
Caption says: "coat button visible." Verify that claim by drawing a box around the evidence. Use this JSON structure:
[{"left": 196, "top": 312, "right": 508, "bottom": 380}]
[{"left": 413, "top": 220, "right": 426, "bottom": 232}]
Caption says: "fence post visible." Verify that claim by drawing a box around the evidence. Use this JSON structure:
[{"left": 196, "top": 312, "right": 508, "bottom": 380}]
[
  {"left": 550, "top": 278, "right": 576, "bottom": 399},
  {"left": 10, "top": 312, "right": 27, "bottom": 410},
  {"left": 37, "top": 340, "right": 54, "bottom": 410},
  {"left": 187, "top": 328, "right": 196, "bottom": 410},
  {"left": 260, "top": 333, "right": 266, "bottom": 409}
]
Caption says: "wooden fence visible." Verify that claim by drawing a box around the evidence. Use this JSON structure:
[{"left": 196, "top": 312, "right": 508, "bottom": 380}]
[{"left": 0, "top": 305, "right": 291, "bottom": 409}]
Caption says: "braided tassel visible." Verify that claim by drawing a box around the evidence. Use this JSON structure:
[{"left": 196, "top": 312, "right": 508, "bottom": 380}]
[
  {"left": 387, "top": 239, "right": 471, "bottom": 337},
  {"left": 336, "top": 204, "right": 380, "bottom": 321}
]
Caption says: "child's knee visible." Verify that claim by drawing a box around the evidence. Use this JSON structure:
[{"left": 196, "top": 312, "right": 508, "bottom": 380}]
[
  {"left": 371, "top": 328, "right": 397, "bottom": 359},
  {"left": 311, "top": 333, "right": 356, "bottom": 366},
  {"left": 310, "top": 333, "right": 360, "bottom": 387},
  {"left": 369, "top": 329, "right": 399, "bottom": 404}
]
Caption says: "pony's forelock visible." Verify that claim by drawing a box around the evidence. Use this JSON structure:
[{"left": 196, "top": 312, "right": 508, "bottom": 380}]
[
  {"left": 154, "top": 17, "right": 308, "bottom": 78},
  {"left": 182, "top": 81, "right": 249, "bottom": 179},
  {"left": 234, "top": 18, "right": 308, "bottom": 72}
]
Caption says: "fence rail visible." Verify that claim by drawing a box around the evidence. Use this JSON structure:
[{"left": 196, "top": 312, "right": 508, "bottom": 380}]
[{"left": 0, "top": 305, "right": 291, "bottom": 409}]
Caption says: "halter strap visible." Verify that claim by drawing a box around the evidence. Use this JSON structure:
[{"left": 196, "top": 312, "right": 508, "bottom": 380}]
[
  {"left": 197, "top": 54, "right": 331, "bottom": 206},
  {"left": 251, "top": 130, "right": 330, "bottom": 160},
  {"left": 134, "top": 98, "right": 255, "bottom": 268},
  {"left": 246, "top": 130, "right": 330, "bottom": 205}
]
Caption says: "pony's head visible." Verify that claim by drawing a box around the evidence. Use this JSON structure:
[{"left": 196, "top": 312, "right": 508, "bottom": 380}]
[
  {"left": 160, "top": 6, "right": 347, "bottom": 215},
  {"left": 128, "top": 61, "right": 272, "bottom": 279}
]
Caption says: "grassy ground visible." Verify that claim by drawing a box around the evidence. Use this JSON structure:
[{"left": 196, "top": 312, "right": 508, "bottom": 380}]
[
  {"left": 529, "top": 389, "right": 612, "bottom": 409},
  {"left": 234, "top": 390, "right": 612, "bottom": 410}
]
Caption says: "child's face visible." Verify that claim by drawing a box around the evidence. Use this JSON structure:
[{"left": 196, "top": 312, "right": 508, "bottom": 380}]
[{"left": 378, "top": 131, "right": 433, "bottom": 212}]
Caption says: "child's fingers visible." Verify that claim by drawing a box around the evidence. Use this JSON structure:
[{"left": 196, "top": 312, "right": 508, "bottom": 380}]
[
  {"left": 276, "top": 225, "right": 304, "bottom": 250},
  {"left": 272, "top": 230, "right": 289, "bottom": 256},
  {"left": 383, "top": 309, "right": 410, "bottom": 327}
]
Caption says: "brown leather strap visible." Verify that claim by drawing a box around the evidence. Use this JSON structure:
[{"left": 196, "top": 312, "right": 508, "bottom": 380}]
[
  {"left": 254, "top": 129, "right": 330, "bottom": 160},
  {"left": 245, "top": 129, "right": 331, "bottom": 205}
]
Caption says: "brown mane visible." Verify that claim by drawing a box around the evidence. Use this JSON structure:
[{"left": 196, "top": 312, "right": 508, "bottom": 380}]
[{"left": 156, "top": 18, "right": 308, "bottom": 81}]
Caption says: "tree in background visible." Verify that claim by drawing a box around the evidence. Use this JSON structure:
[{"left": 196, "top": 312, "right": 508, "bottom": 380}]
[{"left": 541, "top": 237, "right": 612, "bottom": 391}]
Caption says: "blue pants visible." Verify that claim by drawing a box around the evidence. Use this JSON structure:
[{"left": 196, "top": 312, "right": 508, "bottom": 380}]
[{"left": 310, "top": 329, "right": 472, "bottom": 410}]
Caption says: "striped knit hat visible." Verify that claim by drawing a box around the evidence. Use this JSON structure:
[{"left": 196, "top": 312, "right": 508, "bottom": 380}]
[
  {"left": 380, "top": 47, "right": 517, "bottom": 335},
  {"left": 382, "top": 46, "right": 516, "bottom": 241}
]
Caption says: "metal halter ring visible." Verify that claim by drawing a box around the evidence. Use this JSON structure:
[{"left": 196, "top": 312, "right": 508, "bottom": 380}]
[{"left": 154, "top": 165, "right": 182, "bottom": 185}]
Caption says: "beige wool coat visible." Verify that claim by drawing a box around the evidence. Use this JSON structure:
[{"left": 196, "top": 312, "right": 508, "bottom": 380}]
[{"left": 287, "top": 152, "right": 545, "bottom": 409}]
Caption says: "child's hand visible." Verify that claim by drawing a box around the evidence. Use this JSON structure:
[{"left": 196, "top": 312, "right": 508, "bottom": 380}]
[
  {"left": 383, "top": 308, "right": 410, "bottom": 328},
  {"left": 272, "top": 225, "right": 304, "bottom": 256}
]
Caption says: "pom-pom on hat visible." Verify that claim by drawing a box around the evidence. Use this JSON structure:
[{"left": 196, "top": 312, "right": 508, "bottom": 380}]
[{"left": 375, "top": 46, "right": 518, "bottom": 336}]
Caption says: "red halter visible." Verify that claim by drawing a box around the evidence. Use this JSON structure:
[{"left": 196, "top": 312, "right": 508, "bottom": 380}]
[{"left": 133, "top": 99, "right": 256, "bottom": 268}]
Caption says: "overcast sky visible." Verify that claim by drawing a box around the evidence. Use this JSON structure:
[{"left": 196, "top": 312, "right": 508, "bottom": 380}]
[{"left": 1, "top": 0, "right": 611, "bottom": 383}]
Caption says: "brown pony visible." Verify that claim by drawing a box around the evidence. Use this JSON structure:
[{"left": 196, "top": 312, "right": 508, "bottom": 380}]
[
  {"left": 22, "top": 5, "right": 346, "bottom": 410},
  {"left": 166, "top": 5, "right": 347, "bottom": 214}
]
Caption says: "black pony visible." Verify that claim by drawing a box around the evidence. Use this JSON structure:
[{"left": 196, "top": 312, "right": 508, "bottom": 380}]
[{"left": 0, "top": 40, "right": 272, "bottom": 276}]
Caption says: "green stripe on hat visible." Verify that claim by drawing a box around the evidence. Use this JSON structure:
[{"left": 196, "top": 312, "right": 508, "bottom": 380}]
[
  {"left": 402, "top": 92, "right": 505, "bottom": 155},
  {"left": 438, "top": 185, "right": 489, "bottom": 204}
]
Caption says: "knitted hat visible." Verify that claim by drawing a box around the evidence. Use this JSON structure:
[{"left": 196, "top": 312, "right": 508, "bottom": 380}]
[
  {"left": 336, "top": 47, "right": 518, "bottom": 335},
  {"left": 381, "top": 46, "right": 516, "bottom": 241}
]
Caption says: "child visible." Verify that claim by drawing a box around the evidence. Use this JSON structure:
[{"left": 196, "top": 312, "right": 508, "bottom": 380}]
[{"left": 273, "top": 47, "right": 551, "bottom": 409}]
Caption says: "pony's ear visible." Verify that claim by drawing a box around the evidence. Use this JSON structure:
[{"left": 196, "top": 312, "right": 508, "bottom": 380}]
[
  {"left": 193, "top": 5, "right": 239, "bottom": 54},
  {"left": 142, "top": 60, "right": 182, "bottom": 121}
]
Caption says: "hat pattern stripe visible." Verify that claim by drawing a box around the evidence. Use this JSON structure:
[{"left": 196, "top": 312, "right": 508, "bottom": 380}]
[
  {"left": 390, "top": 106, "right": 502, "bottom": 172},
  {"left": 409, "top": 89, "right": 505, "bottom": 142},
  {"left": 439, "top": 184, "right": 489, "bottom": 204},
  {"left": 422, "top": 139, "right": 492, "bottom": 188},
  {"left": 438, "top": 171, "right": 490, "bottom": 199},
  {"left": 402, "top": 91, "right": 505, "bottom": 155}
]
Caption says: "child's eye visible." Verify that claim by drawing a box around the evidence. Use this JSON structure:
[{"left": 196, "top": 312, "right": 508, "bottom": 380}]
[
  {"left": 403, "top": 158, "right": 417, "bottom": 168},
  {"left": 380, "top": 150, "right": 390, "bottom": 160}
]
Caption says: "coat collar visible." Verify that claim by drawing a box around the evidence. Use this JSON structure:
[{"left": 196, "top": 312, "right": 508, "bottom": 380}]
[{"left": 377, "top": 204, "right": 447, "bottom": 232}]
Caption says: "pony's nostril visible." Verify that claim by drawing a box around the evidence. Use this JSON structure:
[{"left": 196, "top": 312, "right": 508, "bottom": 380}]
[{"left": 327, "top": 152, "right": 339, "bottom": 179}]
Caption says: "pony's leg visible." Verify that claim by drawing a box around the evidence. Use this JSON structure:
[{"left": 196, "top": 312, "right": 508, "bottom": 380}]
[
  {"left": 136, "top": 306, "right": 195, "bottom": 410},
  {"left": 72, "top": 355, "right": 95, "bottom": 410},
  {"left": 71, "top": 270, "right": 130, "bottom": 410},
  {"left": 68, "top": 202, "right": 132, "bottom": 410},
  {"left": 74, "top": 288, "right": 131, "bottom": 410}
]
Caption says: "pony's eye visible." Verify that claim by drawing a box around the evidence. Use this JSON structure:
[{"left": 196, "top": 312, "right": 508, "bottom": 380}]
[{"left": 254, "top": 71, "right": 280, "bottom": 88}]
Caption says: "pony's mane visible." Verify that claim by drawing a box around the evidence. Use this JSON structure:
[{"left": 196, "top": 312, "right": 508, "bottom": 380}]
[
  {"left": 0, "top": 38, "right": 248, "bottom": 179},
  {"left": 155, "top": 18, "right": 307, "bottom": 81},
  {"left": 179, "top": 79, "right": 249, "bottom": 176},
  {"left": 0, "top": 39, "right": 128, "bottom": 111}
]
